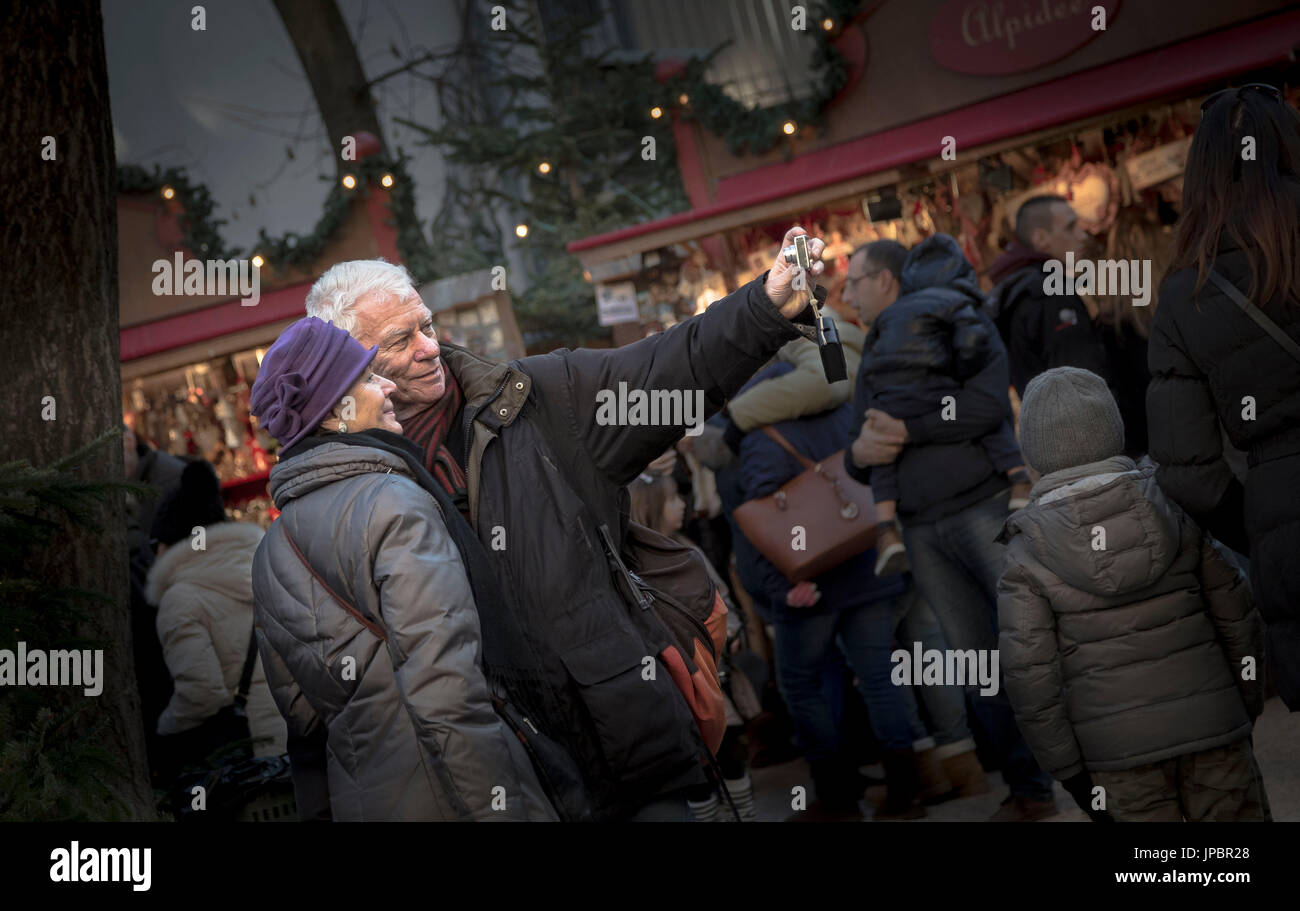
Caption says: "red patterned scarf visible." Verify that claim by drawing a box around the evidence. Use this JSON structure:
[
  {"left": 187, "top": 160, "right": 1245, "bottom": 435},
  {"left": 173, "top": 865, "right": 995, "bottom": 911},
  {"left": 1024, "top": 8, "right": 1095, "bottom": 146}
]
[{"left": 399, "top": 363, "right": 468, "bottom": 505}]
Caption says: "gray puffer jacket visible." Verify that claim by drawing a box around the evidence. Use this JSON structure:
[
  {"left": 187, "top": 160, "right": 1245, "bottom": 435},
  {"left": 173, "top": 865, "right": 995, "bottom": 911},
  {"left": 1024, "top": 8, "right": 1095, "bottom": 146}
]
[
  {"left": 251, "top": 441, "right": 557, "bottom": 821},
  {"left": 996, "top": 456, "right": 1263, "bottom": 780}
]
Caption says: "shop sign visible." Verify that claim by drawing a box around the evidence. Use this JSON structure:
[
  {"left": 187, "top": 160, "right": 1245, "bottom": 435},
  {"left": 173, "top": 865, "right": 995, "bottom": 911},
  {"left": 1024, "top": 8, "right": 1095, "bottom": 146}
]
[
  {"left": 1125, "top": 136, "right": 1192, "bottom": 190},
  {"left": 596, "top": 281, "right": 640, "bottom": 326},
  {"left": 929, "top": 0, "right": 1121, "bottom": 76}
]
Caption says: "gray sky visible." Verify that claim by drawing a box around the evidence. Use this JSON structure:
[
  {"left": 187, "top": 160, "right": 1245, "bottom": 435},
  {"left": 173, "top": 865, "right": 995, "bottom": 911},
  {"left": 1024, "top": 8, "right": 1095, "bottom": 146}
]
[{"left": 104, "top": 0, "right": 458, "bottom": 251}]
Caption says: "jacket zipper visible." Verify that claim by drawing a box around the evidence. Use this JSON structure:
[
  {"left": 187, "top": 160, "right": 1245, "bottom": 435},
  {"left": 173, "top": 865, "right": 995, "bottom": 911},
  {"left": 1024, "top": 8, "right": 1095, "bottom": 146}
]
[
  {"left": 595, "top": 525, "right": 712, "bottom": 647},
  {"left": 634, "top": 575, "right": 711, "bottom": 647},
  {"left": 597, "top": 524, "right": 651, "bottom": 611}
]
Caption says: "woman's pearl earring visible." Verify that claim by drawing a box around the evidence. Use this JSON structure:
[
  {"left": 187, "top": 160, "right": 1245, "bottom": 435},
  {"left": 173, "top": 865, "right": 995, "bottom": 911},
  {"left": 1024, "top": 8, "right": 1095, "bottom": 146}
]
[{"left": 338, "top": 420, "right": 348, "bottom": 433}]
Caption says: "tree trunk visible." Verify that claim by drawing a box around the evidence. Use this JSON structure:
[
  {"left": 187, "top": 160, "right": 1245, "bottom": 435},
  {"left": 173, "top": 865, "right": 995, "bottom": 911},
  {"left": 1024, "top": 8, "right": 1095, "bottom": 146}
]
[
  {"left": 0, "top": 1, "right": 154, "bottom": 818},
  {"left": 273, "top": 0, "right": 387, "bottom": 160}
]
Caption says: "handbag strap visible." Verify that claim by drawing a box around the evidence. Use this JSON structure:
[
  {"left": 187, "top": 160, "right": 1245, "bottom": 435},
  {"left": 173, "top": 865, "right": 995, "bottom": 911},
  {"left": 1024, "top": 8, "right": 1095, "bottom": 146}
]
[
  {"left": 758, "top": 426, "right": 858, "bottom": 512},
  {"left": 760, "top": 426, "right": 816, "bottom": 471},
  {"left": 1208, "top": 269, "right": 1300, "bottom": 365},
  {"left": 280, "top": 521, "right": 479, "bottom": 822},
  {"left": 234, "top": 626, "right": 258, "bottom": 708},
  {"left": 281, "top": 524, "right": 389, "bottom": 643}
]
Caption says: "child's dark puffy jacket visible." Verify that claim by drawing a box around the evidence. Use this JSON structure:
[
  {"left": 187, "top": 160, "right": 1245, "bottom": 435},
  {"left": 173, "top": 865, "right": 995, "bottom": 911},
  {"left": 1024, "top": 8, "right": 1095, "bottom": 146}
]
[
  {"left": 867, "top": 234, "right": 1001, "bottom": 394},
  {"left": 995, "top": 455, "right": 1263, "bottom": 781},
  {"left": 847, "top": 234, "right": 1014, "bottom": 523}
]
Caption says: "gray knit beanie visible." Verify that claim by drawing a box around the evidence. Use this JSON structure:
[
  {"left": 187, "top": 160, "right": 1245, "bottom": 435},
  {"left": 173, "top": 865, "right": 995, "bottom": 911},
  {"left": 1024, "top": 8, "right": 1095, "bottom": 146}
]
[{"left": 1018, "top": 367, "right": 1125, "bottom": 476}]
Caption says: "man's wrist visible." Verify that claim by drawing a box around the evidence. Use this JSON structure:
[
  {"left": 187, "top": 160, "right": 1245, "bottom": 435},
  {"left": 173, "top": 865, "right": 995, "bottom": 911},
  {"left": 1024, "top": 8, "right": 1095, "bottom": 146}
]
[{"left": 752, "top": 270, "right": 817, "bottom": 342}]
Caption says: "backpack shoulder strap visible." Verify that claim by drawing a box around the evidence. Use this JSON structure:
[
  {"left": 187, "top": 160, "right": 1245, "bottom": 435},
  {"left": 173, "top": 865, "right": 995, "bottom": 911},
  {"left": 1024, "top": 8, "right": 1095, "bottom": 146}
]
[
  {"left": 1208, "top": 269, "right": 1300, "bottom": 366},
  {"left": 760, "top": 426, "right": 816, "bottom": 471},
  {"left": 280, "top": 523, "right": 389, "bottom": 643}
]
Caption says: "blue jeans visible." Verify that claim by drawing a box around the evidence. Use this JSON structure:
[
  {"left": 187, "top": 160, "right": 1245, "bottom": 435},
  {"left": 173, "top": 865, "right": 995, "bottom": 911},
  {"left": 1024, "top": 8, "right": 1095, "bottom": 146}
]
[
  {"left": 902, "top": 489, "right": 1054, "bottom": 800},
  {"left": 893, "top": 582, "right": 972, "bottom": 750},
  {"left": 773, "top": 596, "right": 914, "bottom": 758}
]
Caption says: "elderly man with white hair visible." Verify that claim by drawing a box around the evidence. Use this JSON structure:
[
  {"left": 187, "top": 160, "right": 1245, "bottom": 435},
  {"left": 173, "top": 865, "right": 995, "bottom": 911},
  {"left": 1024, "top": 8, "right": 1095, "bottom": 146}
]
[{"left": 302, "top": 229, "right": 826, "bottom": 821}]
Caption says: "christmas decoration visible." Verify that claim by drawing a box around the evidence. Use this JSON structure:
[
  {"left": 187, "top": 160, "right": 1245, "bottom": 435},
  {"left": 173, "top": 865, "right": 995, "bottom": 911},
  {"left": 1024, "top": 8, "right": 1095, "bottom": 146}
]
[
  {"left": 116, "top": 152, "right": 436, "bottom": 283},
  {"left": 660, "top": 0, "right": 862, "bottom": 158}
]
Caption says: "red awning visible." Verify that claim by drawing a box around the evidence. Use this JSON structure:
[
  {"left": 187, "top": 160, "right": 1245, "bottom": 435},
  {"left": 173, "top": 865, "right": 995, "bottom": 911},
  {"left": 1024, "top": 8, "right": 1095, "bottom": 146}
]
[
  {"left": 568, "top": 8, "right": 1300, "bottom": 258},
  {"left": 120, "top": 279, "right": 314, "bottom": 362},
  {"left": 119, "top": 181, "right": 400, "bottom": 364}
]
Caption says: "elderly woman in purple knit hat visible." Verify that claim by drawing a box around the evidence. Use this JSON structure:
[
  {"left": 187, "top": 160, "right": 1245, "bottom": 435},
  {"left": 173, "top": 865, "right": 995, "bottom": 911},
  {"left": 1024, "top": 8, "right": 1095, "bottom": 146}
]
[{"left": 248, "top": 317, "right": 559, "bottom": 821}]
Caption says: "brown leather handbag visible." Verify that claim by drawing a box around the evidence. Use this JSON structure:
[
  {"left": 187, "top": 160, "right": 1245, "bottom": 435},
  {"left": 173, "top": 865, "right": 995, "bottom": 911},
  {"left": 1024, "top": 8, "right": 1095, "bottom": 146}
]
[{"left": 732, "top": 427, "right": 878, "bottom": 583}]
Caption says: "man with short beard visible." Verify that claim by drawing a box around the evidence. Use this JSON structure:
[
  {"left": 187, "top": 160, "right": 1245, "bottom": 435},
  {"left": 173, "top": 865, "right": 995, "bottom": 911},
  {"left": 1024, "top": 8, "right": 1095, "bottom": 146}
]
[{"left": 304, "top": 229, "right": 826, "bottom": 820}]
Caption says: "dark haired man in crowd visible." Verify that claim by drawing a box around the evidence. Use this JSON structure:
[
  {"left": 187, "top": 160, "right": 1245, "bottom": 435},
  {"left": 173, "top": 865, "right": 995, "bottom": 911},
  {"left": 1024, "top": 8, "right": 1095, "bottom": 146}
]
[
  {"left": 841, "top": 239, "right": 908, "bottom": 330},
  {"left": 986, "top": 195, "right": 1112, "bottom": 397}
]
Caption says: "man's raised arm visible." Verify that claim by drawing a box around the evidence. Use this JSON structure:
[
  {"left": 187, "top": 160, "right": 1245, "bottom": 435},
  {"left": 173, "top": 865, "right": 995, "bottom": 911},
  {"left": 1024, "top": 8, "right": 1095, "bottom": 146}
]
[{"left": 525, "top": 228, "right": 825, "bottom": 486}]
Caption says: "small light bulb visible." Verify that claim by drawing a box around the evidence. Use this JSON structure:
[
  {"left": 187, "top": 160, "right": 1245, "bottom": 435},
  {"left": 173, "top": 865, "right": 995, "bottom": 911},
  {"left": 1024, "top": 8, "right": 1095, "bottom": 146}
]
[
  {"left": 678, "top": 93, "right": 689, "bottom": 106},
  {"left": 251, "top": 254, "right": 265, "bottom": 268},
  {"left": 782, "top": 120, "right": 797, "bottom": 135},
  {"left": 342, "top": 174, "right": 357, "bottom": 189},
  {"left": 161, "top": 185, "right": 175, "bottom": 200},
  {"left": 822, "top": 18, "right": 834, "bottom": 31},
  {"left": 515, "top": 224, "right": 529, "bottom": 238},
  {"left": 380, "top": 173, "right": 394, "bottom": 188},
  {"left": 537, "top": 161, "right": 552, "bottom": 174},
  {"left": 650, "top": 106, "right": 663, "bottom": 119}
]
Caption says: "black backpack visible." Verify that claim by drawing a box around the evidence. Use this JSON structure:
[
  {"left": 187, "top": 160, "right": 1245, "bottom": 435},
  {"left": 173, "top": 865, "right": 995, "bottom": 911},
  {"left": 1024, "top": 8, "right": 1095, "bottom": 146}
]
[{"left": 597, "top": 521, "right": 729, "bottom": 756}]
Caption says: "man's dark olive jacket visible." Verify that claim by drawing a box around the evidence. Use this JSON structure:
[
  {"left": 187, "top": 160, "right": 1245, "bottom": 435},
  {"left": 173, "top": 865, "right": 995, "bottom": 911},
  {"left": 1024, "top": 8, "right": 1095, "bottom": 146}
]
[{"left": 436, "top": 273, "right": 815, "bottom": 819}]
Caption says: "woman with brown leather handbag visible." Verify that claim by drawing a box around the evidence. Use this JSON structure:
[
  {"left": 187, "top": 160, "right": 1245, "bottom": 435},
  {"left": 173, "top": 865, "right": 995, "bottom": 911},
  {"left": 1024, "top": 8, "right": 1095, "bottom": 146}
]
[{"left": 734, "top": 363, "right": 920, "bottom": 821}]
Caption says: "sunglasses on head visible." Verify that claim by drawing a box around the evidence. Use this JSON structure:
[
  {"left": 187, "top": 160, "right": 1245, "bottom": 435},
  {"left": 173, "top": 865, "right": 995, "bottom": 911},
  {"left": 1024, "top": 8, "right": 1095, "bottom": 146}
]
[{"left": 1201, "top": 83, "right": 1282, "bottom": 114}]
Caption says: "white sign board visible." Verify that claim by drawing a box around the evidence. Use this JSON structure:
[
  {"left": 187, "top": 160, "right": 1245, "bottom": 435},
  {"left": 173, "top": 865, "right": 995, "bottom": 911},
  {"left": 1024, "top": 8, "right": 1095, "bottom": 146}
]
[
  {"left": 1125, "top": 137, "right": 1192, "bottom": 191},
  {"left": 596, "top": 281, "right": 639, "bottom": 326}
]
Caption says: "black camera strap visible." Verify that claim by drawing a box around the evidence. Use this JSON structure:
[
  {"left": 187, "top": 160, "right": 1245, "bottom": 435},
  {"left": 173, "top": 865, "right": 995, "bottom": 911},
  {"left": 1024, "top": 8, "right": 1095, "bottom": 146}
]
[
  {"left": 788, "top": 234, "right": 847, "bottom": 383},
  {"left": 805, "top": 283, "right": 847, "bottom": 382}
]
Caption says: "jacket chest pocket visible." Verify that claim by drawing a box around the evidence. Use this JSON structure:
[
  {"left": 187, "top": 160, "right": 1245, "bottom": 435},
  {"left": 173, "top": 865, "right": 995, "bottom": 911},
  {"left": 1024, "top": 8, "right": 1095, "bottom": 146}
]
[{"left": 558, "top": 621, "right": 694, "bottom": 783}]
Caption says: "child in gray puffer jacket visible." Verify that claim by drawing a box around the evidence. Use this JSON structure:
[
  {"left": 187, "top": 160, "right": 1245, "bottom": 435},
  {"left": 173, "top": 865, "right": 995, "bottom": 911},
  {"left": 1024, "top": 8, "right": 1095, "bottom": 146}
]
[{"left": 996, "top": 367, "right": 1269, "bottom": 822}]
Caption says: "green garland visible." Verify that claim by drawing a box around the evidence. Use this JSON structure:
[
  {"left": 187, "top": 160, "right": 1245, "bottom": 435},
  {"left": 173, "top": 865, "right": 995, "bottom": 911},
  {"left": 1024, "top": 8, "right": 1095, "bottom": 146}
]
[
  {"left": 116, "top": 153, "right": 436, "bottom": 282},
  {"left": 117, "top": 163, "right": 233, "bottom": 260},
  {"left": 662, "top": 0, "right": 863, "bottom": 157}
]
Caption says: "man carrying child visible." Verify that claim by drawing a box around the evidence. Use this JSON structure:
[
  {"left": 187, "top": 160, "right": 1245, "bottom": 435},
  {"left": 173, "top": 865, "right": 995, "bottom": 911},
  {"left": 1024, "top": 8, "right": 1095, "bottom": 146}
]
[{"left": 845, "top": 235, "right": 1056, "bottom": 821}]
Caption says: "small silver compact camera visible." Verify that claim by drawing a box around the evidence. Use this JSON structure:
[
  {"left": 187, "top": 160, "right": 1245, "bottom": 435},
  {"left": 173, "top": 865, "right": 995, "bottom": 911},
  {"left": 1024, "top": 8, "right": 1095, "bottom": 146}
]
[
  {"left": 780, "top": 234, "right": 812, "bottom": 271},
  {"left": 778, "top": 235, "right": 846, "bottom": 383}
]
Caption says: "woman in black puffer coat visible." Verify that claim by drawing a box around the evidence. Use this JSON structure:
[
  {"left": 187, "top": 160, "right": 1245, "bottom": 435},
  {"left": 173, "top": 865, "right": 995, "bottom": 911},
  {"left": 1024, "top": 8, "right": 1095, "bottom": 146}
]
[{"left": 1147, "top": 85, "right": 1300, "bottom": 711}]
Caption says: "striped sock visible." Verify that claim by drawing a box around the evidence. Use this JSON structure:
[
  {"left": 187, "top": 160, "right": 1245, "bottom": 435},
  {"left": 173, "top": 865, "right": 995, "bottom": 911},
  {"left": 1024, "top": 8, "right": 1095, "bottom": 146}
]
[
  {"left": 687, "top": 793, "right": 721, "bottom": 822},
  {"left": 724, "top": 774, "right": 757, "bottom": 822}
]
